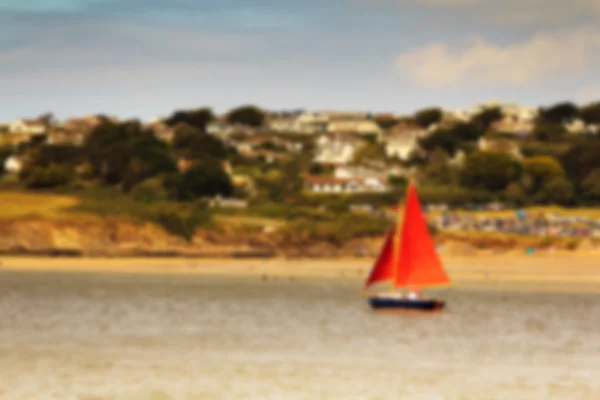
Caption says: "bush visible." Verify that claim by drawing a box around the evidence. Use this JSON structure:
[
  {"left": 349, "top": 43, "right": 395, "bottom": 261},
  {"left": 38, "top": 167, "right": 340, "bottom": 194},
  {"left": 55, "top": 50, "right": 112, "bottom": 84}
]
[
  {"left": 149, "top": 203, "right": 211, "bottom": 241},
  {"left": 131, "top": 178, "right": 168, "bottom": 204},
  {"left": 21, "top": 164, "right": 73, "bottom": 189}
]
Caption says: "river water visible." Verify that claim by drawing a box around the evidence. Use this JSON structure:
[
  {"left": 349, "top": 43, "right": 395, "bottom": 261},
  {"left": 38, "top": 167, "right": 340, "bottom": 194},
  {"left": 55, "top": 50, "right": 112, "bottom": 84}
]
[{"left": 0, "top": 270, "right": 598, "bottom": 400}]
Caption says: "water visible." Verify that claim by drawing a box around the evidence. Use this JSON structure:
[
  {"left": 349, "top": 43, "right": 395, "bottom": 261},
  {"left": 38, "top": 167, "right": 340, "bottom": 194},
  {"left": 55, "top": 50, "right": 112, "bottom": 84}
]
[{"left": 0, "top": 270, "right": 599, "bottom": 400}]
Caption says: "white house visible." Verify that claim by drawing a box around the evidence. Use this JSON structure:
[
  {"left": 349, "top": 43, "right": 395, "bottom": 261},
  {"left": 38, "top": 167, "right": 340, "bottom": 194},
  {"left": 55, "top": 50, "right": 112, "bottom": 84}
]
[
  {"left": 269, "top": 111, "right": 328, "bottom": 134},
  {"left": 314, "top": 133, "right": 364, "bottom": 165},
  {"left": 478, "top": 137, "right": 522, "bottom": 159},
  {"left": 326, "top": 119, "right": 382, "bottom": 137},
  {"left": 304, "top": 175, "right": 390, "bottom": 194},
  {"left": 9, "top": 119, "right": 46, "bottom": 135},
  {"left": 4, "top": 155, "right": 22, "bottom": 174},
  {"left": 383, "top": 122, "right": 427, "bottom": 160}
]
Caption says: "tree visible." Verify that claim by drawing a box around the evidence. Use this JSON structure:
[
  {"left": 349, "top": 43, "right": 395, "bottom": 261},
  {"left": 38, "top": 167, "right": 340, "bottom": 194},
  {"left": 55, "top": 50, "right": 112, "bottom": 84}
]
[
  {"left": 423, "top": 147, "right": 455, "bottom": 185},
  {"left": 471, "top": 107, "right": 503, "bottom": 131},
  {"left": 536, "top": 176, "right": 574, "bottom": 205},
  {"left": 522, "top": 156, "right": 566, "bottom": 194},
  {"left": 579, "top": 102, "right": 600, "bottom": 125},
  {"left": 561, "top": 141, "right": 600, "bottom": 189},
  {"left": 226, "top": 105, "right": 265, "bottom": 127},
  {"left": 414, "top": 107, "right": 443, "bottom": 128},
  {"left": 504, "top": 182, "right": 528, "bottom": 206},
  {"left": 20, "top": 163, "right": 73, "bottom": 189},
  {"left": 84, "top": 120, "right": 177, "bottom": 188},
  {"left": 165, "top": 107, "right": 215, "bottom": 132},
  {"left": 538, "top": 102, "right": 578, "bottom": 124},
  {"left": 168, "top": 159, "right": 233, "bottom": 201},
  {"left": 352, "top": 143, "right": 386, "bottom": 165},
  {"left": 580, "top": 169, "right": 600, "bottom": 203},
  {"left": 450, "top": 122, "right": 483, "bottom": 142},
  {"left": 533, "top": 123, "right": 567, "bottom": 142},
  {"left": 419, "top": 129, "right": 459, "bottom": 156},
  {"left": 460, "top": 151, "right": 522, "bottom": 192},
  {"left": 172, "top": 125, "right": 228, "bottom": 160}
]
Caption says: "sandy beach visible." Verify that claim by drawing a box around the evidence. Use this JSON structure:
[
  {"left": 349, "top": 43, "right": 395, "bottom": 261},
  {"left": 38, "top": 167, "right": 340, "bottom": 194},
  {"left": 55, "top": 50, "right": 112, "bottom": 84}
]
[{"left": 2, "top": 253, "right": 600, "bottom": 292}]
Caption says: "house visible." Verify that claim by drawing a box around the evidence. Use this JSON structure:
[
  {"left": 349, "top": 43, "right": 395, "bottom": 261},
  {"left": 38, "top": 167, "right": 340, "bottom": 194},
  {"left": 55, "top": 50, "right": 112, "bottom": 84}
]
[
  {"left": 146, "top": 121, "right": 176, "bottom": 143},
  {"left": 478, "top": 137, "right": 522, "bottom": 159},
  {"left": 326, "top": 119, "right": 382, "bottom": 137},
  {"left": 3, "top": 155, "right": 22, "bottom": 174},
  {"left": 490, "top": 118, "right": 534, "bottom": 136},
  {"left": 334, "top": 165, "right": 386, "bottom": 180},
  {"left": 46, "top": 129, "right": 87, "bottom": 146},
  {"left": 268, "top": 111, "right": 328, "bottom": 134},
  {"left": 565, "top": 119, "right": 586, "bottom": 134},
  {"left": 382, "top": 121, "right": 427, "bottom": 160},
  {"left": 449, "top": 150, "right": 466, "bottom": 167},
  {"left": 9, "top": 119, "right": 47, "bottom": 135},
  {"left": 208, "top": 196, "right": 248, "bottom": 209},
  {"left": 314, "top": 132, "right": 365, "bottom": 165},
  {"left": 304, "top": 175, "right": 390, "bottom": 194}
]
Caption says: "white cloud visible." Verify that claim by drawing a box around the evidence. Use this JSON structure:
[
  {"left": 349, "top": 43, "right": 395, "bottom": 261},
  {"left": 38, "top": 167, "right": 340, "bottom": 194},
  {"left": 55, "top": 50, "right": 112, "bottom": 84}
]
[{"left": 394, "top": 28, "right": 600, "bottom": 87}]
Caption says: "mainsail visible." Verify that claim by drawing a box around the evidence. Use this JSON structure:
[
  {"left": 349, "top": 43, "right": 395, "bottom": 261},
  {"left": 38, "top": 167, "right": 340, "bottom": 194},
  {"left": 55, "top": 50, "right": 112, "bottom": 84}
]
[{"left": 364, "top": 182, "right": 450, "bottom": 289}]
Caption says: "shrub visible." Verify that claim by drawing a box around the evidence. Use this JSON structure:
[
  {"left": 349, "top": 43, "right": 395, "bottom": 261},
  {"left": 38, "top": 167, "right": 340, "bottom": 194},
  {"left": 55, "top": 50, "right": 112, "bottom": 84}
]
[
  {"left": 21, "top": 164, "right": 73, "bottom": 189},
  {"left": 149, "top": 203, "right": 211, "bottom": 241},
  {"left": 131, "top": 178, "right": 168, "bottom": 204}
]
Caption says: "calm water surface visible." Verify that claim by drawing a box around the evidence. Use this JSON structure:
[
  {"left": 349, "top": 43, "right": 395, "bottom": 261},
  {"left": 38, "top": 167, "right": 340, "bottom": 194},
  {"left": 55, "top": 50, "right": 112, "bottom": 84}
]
[{"left": 0, "top": 270, "right": 599, "bottom": 400}]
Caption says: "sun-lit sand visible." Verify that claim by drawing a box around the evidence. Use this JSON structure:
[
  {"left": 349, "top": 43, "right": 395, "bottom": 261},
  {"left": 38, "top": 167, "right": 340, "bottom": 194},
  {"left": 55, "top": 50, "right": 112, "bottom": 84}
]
[{"left": 2, "top": 253, "right": 600, "bottom": 292}]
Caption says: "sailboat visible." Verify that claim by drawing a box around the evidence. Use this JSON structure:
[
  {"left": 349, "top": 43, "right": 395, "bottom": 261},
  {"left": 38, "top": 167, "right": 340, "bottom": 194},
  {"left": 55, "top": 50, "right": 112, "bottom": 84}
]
[{"left": 364, "top": 181, "right": 451, "bottom": 311}]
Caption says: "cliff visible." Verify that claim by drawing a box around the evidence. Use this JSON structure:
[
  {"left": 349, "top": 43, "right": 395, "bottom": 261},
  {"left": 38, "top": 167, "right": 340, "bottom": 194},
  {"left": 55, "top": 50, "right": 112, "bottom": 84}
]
[{"left": 0, "top": 218, "right": 596, "bottom": 258}]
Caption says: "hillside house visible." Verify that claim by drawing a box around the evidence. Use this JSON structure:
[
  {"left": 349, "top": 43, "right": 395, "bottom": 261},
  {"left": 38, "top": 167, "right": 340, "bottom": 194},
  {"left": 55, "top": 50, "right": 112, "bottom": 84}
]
[
  {"left": 314, "top": 132, "right": 365, "bottom": 165},
  {"left": 9, "top": 119, "right": 47, "bottom": 135},
  {"left": 268, "top": 111, "right": 328, "bottom": 134},
  {"left": 382, "top": 121, "right": 426, "bottom": 160},
  {"left": 478, "top": 137, "right": 522, "bottom": 159},
  {"left": 490, "top": 118, "right": 535, "bottom": 136},
  {"left": 46, "top": 129, "right": 87, "bottom": 146},
  {"left": 3, "top": 155, "right": 22, "bottom": 174},
  {"left": 326, "top": 119, "right": 382, "bottom": 138},
  {"left": 304, "top": 175, "right": 390, "bottom": 194}
]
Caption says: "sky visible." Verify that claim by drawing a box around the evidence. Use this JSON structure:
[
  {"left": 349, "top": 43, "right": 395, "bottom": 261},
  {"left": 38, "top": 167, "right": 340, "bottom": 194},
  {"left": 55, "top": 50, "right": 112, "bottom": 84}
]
[{"left": 1, "top": 0, "right": 599, "bottom": 121}]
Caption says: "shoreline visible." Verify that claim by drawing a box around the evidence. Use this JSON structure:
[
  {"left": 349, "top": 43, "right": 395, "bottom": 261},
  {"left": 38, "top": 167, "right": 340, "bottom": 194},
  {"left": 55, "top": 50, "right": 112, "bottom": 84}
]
[{"left": 2, "top": 255, "right": 600, "bottom": 294}]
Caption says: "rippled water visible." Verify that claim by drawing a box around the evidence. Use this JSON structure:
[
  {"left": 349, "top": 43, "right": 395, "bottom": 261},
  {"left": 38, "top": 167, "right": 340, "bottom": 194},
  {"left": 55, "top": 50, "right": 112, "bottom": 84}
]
[{"left": 0, "top": 270, "right": 599, "bottom": 400}]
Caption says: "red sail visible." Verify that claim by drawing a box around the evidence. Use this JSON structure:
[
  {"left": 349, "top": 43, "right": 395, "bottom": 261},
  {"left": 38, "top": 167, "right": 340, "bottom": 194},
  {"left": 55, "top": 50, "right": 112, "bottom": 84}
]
[
  {"left": 364, "top": 228, "right": 395, "bottom": 287},
  {"left": 393, "top": 183, "right": 450, "bottom": 288}
]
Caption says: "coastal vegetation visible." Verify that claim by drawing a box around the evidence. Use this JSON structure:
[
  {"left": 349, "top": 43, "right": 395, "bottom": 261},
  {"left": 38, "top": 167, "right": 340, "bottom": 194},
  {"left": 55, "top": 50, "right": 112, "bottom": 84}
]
[{"left": 2, "top": 100, "right": 600, "bottom": 251}]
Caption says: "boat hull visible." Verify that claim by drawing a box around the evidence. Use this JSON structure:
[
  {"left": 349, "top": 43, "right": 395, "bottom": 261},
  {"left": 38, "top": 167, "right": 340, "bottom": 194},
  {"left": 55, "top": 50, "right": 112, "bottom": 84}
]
[{"left": 368, "top": 297, "right": 445, "bottom": 311}]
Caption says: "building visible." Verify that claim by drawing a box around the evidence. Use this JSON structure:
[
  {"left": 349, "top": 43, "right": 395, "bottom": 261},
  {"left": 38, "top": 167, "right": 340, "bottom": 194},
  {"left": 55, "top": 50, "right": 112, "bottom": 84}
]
[
  {"left": 326, "top": 119, "right": 382, "bottom": 137},
  {"left": 9, "top": 119, "right": 47, "bottom": 135},
  {"left": 3, "top": 155, "right": 22, "bottom": 174},
  {"left": 304, "top": 175, "right": 390, "bottom": 194},
  {"left": 478, "top": 137, "right": 522, "bottom": 159},
  {"left": 314, "top": 132, "right": 365, "bottom": 165},
  {"left": 268, "top": 111, "right": 328, "bottom": 134},
  {"left": 382, "top": 121, "right": 427, "bottom": 160}
]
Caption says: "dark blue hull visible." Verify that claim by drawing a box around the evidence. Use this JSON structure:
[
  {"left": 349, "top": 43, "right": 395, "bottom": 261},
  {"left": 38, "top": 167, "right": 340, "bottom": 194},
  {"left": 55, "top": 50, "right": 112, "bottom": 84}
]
[{"left": 368, "top": 297, "right": 445, "bottom": 311}]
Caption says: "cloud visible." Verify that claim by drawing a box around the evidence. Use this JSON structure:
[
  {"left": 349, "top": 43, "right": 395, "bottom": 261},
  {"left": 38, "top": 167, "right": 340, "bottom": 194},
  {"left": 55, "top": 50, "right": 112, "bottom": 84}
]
[{"left": 394, "top": 28, "right": 600, "bottom": 87}]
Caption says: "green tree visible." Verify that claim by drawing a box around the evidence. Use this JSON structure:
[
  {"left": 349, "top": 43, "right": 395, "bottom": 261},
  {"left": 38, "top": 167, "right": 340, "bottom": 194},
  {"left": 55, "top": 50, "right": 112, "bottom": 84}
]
[
  {"left": 536, "top": 176, "right": 574, "bottom": 205},
  {"left": 538, "top": 102, "right": 578, "bottom": 124},
  {"left": 579, "top": 102, "right": 600, "bottom": 125},
  {"left": 20, "top": 163, "right": 73, "bottom": 189},
  {"left": 166, "top": 159, "right": 233, "bottom": 201},
  {"left": 580, "top": 169, "right": 600, "bottom": 203},
  {"left": 414, "top": 107, "right": 443, "bottom": 128},
  {"left": 165, "top": 107, "right": 215, "bottom": 132},
  {"left": 419, "top": 129, "right": 459, "bottom": 156},
  {"left": 172, "top": 124, "right": 228, "bottom": 160},
  {"left": 352, "top": 143, "right": 386, "bottom": 165},
  {"left": 522, "top": 156, "right": 566, "bottom": 194},
  {"left": 423, "top": 147, "right": 455, "bottom": 185},
  {"left": 450, "top": 122, "right": 483, "bottom": 142},
  {"left": 460, "top": 151, "right": 522, "bottom": 192},
  {"left": 561, "top": 141, "right": 600, "bottom": 189},
  {"left": 533, "top": 123, "right": 567, "bottom": 142},
  {"left": 504, "top": 182, "right": 528, "bottom": 206},
  {"left": 226, "top": 105, "right": 265, "bottom": 127},
  {"left": 471, "top": 107, "right": 503, "bottom": 131}
]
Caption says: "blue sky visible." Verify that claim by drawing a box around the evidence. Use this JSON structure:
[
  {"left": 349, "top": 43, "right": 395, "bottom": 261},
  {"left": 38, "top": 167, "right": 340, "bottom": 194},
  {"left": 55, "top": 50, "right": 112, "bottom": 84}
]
[{"left": 1, "top": 0, "right": 599, "bottom": 121}]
